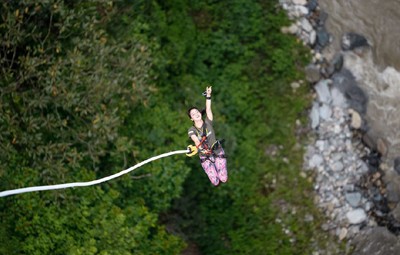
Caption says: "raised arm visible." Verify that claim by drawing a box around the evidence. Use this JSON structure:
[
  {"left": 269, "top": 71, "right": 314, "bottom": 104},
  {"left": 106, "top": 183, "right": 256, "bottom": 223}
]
[{"left": 205, "top": 86, "right": 213, "bottom": 121}]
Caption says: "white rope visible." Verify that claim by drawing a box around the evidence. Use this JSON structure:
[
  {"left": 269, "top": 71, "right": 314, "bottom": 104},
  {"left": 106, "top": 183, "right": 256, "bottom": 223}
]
[{"left": 0, "top": 149, "right": 189, "bottom": 198}]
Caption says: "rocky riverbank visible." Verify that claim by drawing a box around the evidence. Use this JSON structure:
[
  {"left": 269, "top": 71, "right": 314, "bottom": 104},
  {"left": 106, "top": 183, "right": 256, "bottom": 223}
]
[{"left": 279, "top": 0, "right": 400, "bottom": 254}]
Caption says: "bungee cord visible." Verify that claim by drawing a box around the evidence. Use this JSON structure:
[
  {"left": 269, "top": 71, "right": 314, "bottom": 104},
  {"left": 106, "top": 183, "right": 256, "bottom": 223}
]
[{"left": 0, "top": 149, "right": 189, "bottom": 198}]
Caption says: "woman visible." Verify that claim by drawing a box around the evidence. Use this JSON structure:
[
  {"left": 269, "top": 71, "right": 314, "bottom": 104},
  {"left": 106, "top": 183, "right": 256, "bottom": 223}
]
[{"left": 187, "top": 86, "right": 228, "bottom": 186}]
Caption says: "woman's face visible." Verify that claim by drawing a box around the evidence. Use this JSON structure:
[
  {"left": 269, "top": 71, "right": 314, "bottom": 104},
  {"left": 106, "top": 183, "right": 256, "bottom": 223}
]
[{"left": 189, "top": 109, "right": 202, "bottom": 121}]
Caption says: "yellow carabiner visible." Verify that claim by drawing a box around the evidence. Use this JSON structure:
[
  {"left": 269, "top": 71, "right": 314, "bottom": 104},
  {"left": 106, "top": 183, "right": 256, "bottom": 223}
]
[{"left": 186, "top": 145, "right": 198, "bottom": 157}]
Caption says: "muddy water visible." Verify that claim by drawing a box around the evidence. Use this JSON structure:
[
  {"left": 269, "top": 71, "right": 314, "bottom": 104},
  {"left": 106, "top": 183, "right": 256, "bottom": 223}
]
[
  {"left": 319, "top": 0, "right": 400, "bottom": 164},
  {"left": 320, "top": 0, "right": 400, "bottom": 70}
]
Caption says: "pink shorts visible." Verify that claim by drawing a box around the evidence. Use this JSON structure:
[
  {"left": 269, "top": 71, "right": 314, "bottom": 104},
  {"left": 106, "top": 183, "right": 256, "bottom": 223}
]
[{"left": 200, "top": 148, "right": 228, "bottom": 186}]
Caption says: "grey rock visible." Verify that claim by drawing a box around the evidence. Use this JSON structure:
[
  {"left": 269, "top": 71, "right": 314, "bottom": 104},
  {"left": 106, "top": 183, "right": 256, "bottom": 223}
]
[
  {"left": 309, "top": 30, "right": 317, "bottom": 45},
  {"left": 309, "top": 154, "right": 324, "bottom": 168},
  {"left": 330, "top": 87, "right": 347, "bottom": 108},
  {"left": 316, "top": 11, "right": 328, "bottom": 27},
  {"left": 362, "top": 132, "right": 376, "bottom": 151},
  {"left": 386, "top": 179, "right": 400, "bottom": 203},
  {"left": 319, "top": 104, "right": 332, "bottom": 120},
  {"left": 341, "top": 32, "right": 369, "bottom": 51},
  {"left": 372, "top": 192, "right": 383, "bottom": 203},
  {"left": 300, "top": 18, "right": 313, "bottom": 32},
  {"left": 382, "top": 169, "right": 398, "bottom": 185},
  {"left": 323, "top": 64, "right": 335, "bottom": 78},
  {"left": 321, "top": 223, "right": 330, "bottom": 231},
  {"left": 306, "top": 0, "right": 318, "bottom": 12},
  {"left": 346, "top": 209, "right": 367, "bottom": 224},
  {"left": 345, "top": 85, "right": 368, "bottom": 115},
  {"left": 351, "top": 227, "right": 400, "bottom": 255},
  {"left": 348, "top": 225, "right": 361, "bottom": 237},
  {"left": 279, "top": 0, "right": 291, "bottom": 4},
  {"left": 376, "top": 138, "right": 388, "bottom": 157},
  {"left": 305, "top": 64, "right": 321, "bottom": 83},
  {"left": 391, "top": 203, "right": 400, "bottom": 222},
  {"left": 310, "top": 102, "right": 320, "bottom": 129},
  {"left": 364, "top": 202, "right": 373, "bottom": 212},
  {"left": 338, "top": 227, "right": 348, "bottom": 240},
  {"left": 314, "top": 80, "right": 332, "bottom": 103},
  {"left": 343, "top": 184, "right": 355, "bottom": 192},
  {"left": 315, "top": 140, "right": 327, "bottom": 151},
  {"left": 357, "top": 161, "right": 369, "bottom": 173},
  {"left": 288, "top": 5, "right": 309, "bottom": 17},
  {"left": 316, "top": 27, "right": 330, "bottom": 49},
  {"left": 331, "top": 161, "right": 344, "bottom": 172},
  {"left": 291, "top": 82, "right": 301, "bottom": 90},
  {"left": 281, "top": 24, "right": 299, "bottom": 35},
  {"left": 345, "top": 192, "right": 362, "bottom": 207},
  {"left": 292, "top": 0, "right": 307, "bottom": 5},
  {"left": 332, "top": 69, "right": 357, "bottom": 89},
  {"left": 332, "top": 69, "right": 368, "bottom": 114},
  {"left": 331, "top": 53, "right": 344, "bottom": 73},
  {"left": 332, "top": 152, "right": 343, "bottom": 161},
  {"left": 304, "top": 213, "right": 314, "bottom": 222}
]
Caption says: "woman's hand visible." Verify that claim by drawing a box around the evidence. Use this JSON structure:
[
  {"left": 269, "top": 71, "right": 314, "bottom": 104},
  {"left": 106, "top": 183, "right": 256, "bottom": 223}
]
[
  {"left": 206, "top": 86, "right": 212, "bottom": 96},
  {"left": 205, "top": 86, "right": 213, "bottom": 120}
]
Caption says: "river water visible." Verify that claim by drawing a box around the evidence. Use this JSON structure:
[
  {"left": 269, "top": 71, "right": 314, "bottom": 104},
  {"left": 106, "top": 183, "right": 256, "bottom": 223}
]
[{"left": 319, "top": 0, "right": 400, "bottom": 165}]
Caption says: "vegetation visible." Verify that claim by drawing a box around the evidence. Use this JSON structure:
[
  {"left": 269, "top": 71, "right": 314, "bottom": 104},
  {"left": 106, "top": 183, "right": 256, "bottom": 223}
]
[{"left": 0, "top": 0, "right": 343, "bottom": 254}]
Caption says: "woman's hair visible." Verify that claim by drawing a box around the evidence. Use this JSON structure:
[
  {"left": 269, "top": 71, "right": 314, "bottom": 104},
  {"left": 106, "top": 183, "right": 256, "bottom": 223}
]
[{"left": 187, "top": 107, "right": 206, "bottom": 119}]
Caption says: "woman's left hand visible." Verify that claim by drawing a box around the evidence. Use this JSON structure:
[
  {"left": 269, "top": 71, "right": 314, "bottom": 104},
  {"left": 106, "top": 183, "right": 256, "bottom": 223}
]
[{"left": 206, "top": 86, "right": 212, "bottom": 96}]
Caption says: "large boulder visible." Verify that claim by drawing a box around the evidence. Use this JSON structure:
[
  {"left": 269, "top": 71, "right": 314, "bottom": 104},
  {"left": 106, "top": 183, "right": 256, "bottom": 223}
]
[
  {"left": 341, "top": 32, "right": 369, "bottom": 51},
  {"left": 351, "top": 227, "right": 400, "bottom": 255},
  {"left": 332, "top": 69, "right": 368, "bottom": 114}
]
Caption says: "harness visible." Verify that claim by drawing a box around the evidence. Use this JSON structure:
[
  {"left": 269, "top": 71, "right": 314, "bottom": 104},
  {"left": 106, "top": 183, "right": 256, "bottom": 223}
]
[{"left": 194, "top": 123, "right": 226, "bottom": 163}]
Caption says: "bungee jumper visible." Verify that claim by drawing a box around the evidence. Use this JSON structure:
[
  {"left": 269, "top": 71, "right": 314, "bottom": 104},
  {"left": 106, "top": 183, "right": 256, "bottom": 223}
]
[{"left": 186, "top": 86, "right": 228, "bottom": 186}]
